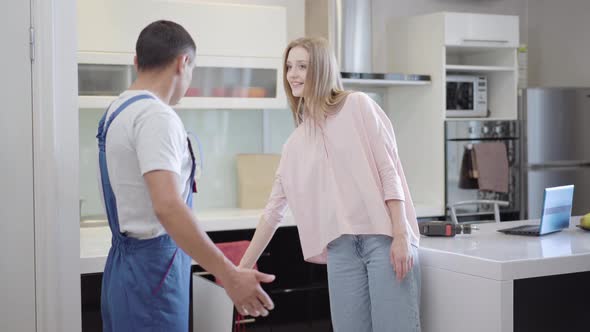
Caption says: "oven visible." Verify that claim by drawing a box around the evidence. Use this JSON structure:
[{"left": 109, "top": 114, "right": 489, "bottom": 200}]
[{"left": 445, "top": 120, "right": 522, "bottom": 222}]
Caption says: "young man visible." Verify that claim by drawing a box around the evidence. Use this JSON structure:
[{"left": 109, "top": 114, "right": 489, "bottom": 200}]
[{"left": 97, "top": 20, "right": 274, "bottom": 331}]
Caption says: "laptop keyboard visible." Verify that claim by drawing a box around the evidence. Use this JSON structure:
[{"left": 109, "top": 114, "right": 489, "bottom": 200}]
[
  {"left": 513, "top": 225, "right": 539, "bottom": 232},
  {"left": 499, "top": 224, "right": 541, "bottom": 235}
]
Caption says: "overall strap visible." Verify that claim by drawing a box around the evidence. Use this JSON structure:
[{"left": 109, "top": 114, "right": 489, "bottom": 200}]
[{"left": 97, "top": 94, "right": 155, "bottom": 237}]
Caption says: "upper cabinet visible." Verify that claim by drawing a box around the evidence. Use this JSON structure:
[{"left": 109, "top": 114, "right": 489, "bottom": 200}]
[
  {"left": 77, "top": 0, "right": 287, "bottom": 109},
  {"left": 444, "top": 13, "right": 519, "bottom": 48}
]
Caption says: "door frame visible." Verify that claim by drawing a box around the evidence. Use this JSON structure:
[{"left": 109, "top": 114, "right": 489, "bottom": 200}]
[{"left": 32, "top": 0, "right": 80, "bottom": 331}]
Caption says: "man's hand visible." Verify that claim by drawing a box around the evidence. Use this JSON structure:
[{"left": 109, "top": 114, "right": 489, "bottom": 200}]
[
  {"left": 390, "top": 235, "right": 414, "bottom": 281},
  {"left": 221, "top": 268, "right": 275, "bottom": 317}
]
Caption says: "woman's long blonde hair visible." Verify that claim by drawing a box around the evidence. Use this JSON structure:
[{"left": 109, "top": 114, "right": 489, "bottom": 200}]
[{"left": 283, "top": 37, "right": 351, "bottom": 126}]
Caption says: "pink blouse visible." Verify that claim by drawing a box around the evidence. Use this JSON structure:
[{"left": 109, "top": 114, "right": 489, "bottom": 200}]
[{"left": 263, "top": 92, "right": 420, "bottom": 263}]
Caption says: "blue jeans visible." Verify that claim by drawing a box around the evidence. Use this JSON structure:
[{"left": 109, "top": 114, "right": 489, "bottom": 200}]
[{"left": 327, "top": 234, "right": 421, "bottom": 332}]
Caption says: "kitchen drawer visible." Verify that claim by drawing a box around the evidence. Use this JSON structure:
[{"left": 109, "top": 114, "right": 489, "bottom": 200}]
[
  {"left": 209, "top": 227, "right": 328, "bottom": 292},
  {"left": 192, "top": 273, "right": 332, "bottom": 332},
  {"left": 444, "top": 13, "right": 519, "bottom": 47}
]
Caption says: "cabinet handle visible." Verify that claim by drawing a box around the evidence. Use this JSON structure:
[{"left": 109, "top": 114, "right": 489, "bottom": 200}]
[
  {"left": 462, "top": 39, "right": 509, "bottom": 44},
  {"left": 235, "top": 318, "right": 256, "bottom": 324}
]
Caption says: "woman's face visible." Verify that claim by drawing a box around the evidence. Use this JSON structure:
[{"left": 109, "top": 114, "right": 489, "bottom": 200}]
[{"left": 286, "top": 46, "right": 309, "bottom": 97}]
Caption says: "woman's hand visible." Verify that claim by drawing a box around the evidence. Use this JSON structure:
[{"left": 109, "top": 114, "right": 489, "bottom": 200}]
[{"left": 390, "top": 235, "right": 414, "bottom": 281}]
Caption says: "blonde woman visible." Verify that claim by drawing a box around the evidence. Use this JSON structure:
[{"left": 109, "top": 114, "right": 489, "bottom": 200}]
[{"left": 239, "top": 37, "right": 421, "bottom": 331}]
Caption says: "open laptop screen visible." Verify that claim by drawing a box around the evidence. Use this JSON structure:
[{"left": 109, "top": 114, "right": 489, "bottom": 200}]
[{"left": 540, "top": 185, "right": 574, "bottom": 235}]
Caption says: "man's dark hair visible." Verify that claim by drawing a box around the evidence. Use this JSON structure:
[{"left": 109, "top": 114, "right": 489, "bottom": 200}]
[{"left": 136, "top": 20, "right": 196, "bottom": 71}]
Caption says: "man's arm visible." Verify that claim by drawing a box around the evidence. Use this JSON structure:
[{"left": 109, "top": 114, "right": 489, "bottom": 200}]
[{"left": 143, "top": 170, "right": 275, "bottom": 317}]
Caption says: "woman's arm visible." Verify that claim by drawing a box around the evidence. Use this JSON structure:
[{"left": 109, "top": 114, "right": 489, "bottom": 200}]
[
  {"left": 386, "top": 199, "right": 413, "bottom": 281},
  {"left": 355, "top": 92, "right": 414, "bottom": 280},
  {"left": 240, "top": 166, "right": 288, "bottom": 268},
  {"left": 239, "top": 216, "right": 278, "bottom": 268}
]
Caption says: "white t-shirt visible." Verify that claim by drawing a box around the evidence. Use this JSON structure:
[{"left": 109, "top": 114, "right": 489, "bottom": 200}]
[{"left": 99, "top": 90, "right": 193, "bottom": 239}]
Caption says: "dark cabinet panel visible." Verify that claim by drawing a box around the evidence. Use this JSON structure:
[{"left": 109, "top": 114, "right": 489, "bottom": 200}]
[{"left": 81, "top": 226, "right": 333, "bottom": 331}]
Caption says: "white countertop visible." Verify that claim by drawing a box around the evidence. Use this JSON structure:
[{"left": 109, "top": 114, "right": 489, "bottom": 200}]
[
  {"left": 418, "top": 216, "right": 590, "bottom": 281},
  {"left": 80, "top": 205, "right": 443, "bottom": 274},
  {"left": 80, "top": 209, "right": 296, "bottom": 274}
]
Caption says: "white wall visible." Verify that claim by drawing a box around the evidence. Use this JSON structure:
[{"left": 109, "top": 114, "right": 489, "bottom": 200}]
[
  {"left": 0, "top": 0, "right": 36, "bottom": 330},
  {"left": 527, "top": 0, "right": 590, "bottom": 87},
  {"left": 372, "top": 0, "right": 528, "bottom": 72}
]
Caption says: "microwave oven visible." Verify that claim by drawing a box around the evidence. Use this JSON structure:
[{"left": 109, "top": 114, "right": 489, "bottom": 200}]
[{"left": 446, "top": 75, "right": 488, "bottom": 117}]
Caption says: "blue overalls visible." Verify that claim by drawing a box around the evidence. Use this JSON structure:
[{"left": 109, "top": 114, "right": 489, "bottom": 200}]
[{"left": 97, "top": 94, "right": 195, "bottom": 331}]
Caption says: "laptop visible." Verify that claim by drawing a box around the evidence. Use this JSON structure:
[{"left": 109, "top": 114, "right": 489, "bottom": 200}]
[{"left": 498, "top": 185, "right": 574, "bottom": 236}]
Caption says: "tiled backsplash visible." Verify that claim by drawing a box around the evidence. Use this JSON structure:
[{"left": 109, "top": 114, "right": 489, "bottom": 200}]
[{"left": 79, "top": 108, "right": 294, "bottom": 218}]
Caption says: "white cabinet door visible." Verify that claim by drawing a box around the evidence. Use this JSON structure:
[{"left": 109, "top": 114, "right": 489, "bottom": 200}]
[
  {"left": 77, "top": 0, "right": 286, "bottom": 58},
  {"left": 445, "top": 13, "right": 519, "bottom": 47},
  {"left": 77, "top": 0, "right": 134, "bottom": 53},
  {"left": 175, "top": 55, "right": 286, "bottom": 110},
  {"left": 192, "top": 274, "right": 234, "bottom": 332},
  {"left": 0, "top": 0, "right": 36, "bottom": 331},
  {"left": 77, "top": 54, "right": 287, "bottom": 110}
]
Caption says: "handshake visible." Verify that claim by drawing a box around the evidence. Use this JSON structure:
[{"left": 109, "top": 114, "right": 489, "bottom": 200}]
[{"left": 220, "top": 266, "right": 276, "bottom": 317}]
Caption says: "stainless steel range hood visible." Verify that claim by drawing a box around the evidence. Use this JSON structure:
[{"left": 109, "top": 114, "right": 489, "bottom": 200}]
[{"left": 305, "top": 0, "right": 430, "bottom": 86}]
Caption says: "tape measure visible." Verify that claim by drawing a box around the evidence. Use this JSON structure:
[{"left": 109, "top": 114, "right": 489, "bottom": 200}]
[{"left": 419, "top": 222, "right": 477, "bottom": 237}]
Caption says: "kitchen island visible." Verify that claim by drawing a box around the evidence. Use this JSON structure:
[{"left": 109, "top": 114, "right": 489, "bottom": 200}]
[{"left": 419, "top": 216, "right": 590, "bottom": 332}]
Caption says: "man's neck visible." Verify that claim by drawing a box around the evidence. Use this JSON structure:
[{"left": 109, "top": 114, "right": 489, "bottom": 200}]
[{"left": 129, "top": 71, "right": 175, "bottom": 105}]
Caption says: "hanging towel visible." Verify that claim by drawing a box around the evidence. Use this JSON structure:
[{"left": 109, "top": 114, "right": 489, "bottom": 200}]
[
  {"left": 472, "top": 142, "right": 509, "bottom": 193},
  {"left": 459, "top": 144, "right": 479, "bottom": 189}
]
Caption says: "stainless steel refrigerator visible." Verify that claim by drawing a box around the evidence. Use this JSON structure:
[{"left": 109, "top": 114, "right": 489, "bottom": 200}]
[{"left": 521, "top": 87, "right": 590, "bottom": 219}]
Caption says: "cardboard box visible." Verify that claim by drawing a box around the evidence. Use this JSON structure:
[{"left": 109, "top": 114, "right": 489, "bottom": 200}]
[{"left": 236, "top": 154, "right": 281, "bottom": 209}]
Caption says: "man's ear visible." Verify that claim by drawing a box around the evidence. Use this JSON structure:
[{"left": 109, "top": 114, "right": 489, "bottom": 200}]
[
  {"left": 176, "top": 54, "right": 190, "bottom": 74},
  {"left": 133, "top": 55, "right": 139, "bottom": 72}
]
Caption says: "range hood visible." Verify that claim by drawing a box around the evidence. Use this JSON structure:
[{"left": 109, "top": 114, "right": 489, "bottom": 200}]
[{"left": 305, "top": 0, "right": 430, "bottom": 86}]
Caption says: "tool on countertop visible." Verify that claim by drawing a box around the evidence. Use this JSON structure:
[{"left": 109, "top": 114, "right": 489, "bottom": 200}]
[
  {"left": 420, "top": 199, "right": 509, "bottom": 237},
  {"left": 419, "top": 222, "right": 478, "bottom": 237}
]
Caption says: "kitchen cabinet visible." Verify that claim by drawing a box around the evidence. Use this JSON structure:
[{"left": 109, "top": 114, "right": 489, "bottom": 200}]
[
  {"left": 77, "top": 0, "right": 285, "bottom": 58},
  {"left": 193, "top": 227, "right": 332, "bottom": 332},
  {"left": 385, "top": 12, "right": 519, "bottom": 217},
  {"left": 78, "top": 54, "right": 286, "bottom": 110},
  {"left": 444, "top": 13, "right": 519, "bottom": 48},
  {"left": 77, "top": 0, "right": 287, "bottom": 109},
  {"left": 80, "top": 226, "right": 333, "bottom": 332}
]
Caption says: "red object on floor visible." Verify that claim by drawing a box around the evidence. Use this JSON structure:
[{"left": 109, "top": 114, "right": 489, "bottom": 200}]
[{"left": 214, "top": 240, "right": 258, "bottom": 332}]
